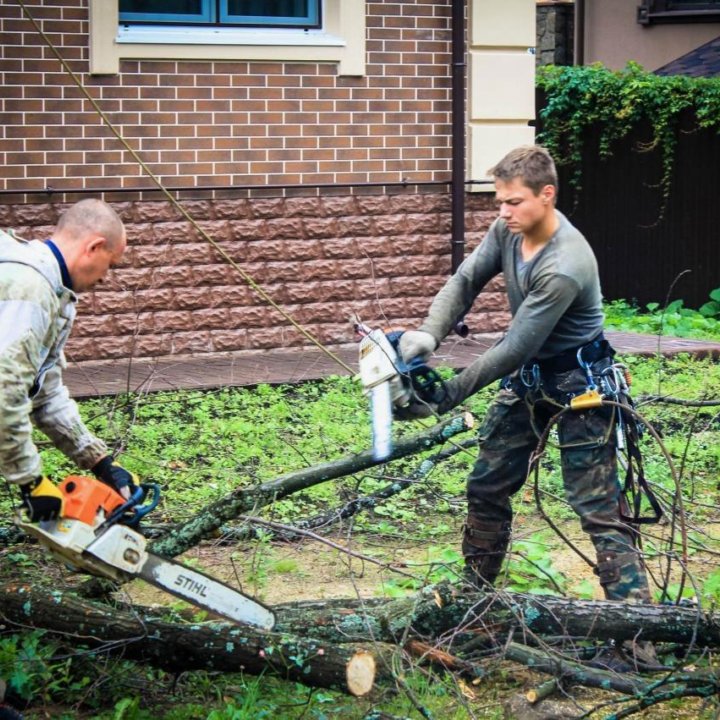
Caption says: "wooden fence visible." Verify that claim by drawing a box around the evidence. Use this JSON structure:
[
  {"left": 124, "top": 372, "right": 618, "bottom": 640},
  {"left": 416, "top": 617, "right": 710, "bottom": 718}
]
[{"left": 537, "top": 103, "right": 720, "bottom": 309}]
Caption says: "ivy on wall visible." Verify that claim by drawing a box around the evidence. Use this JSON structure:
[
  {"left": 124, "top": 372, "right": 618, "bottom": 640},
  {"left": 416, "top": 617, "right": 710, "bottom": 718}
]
[{"left": 536, "top": 62, "right": 720, "bottom": 218}]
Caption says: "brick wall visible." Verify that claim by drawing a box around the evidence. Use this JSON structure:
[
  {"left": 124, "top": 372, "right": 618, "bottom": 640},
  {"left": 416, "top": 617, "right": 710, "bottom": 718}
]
[
  {"left": 0, "top": 1, "right": 457, "bottom": 191},
  {"left": 0, "top": 193, "right": 507, "bottom": 362},
  {"left": 0, "top": 1, "right": 511, "bottom": 363}
]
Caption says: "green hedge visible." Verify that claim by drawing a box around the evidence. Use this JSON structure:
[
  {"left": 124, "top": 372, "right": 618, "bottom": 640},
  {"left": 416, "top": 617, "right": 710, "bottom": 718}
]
[{"left": 536, "top": 63, "right": 720, "bottom": 216}]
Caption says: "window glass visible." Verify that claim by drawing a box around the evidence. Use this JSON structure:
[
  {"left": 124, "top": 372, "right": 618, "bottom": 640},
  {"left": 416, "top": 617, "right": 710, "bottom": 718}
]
[
  {"left": 120, "top": 0, "right": 211, "bottom": 23},
  {"left": 638, "top": 0, "right": 720, "bottom": 22},
  {"left": 120, "top": 0, "right": 320, "bottom": 27}
]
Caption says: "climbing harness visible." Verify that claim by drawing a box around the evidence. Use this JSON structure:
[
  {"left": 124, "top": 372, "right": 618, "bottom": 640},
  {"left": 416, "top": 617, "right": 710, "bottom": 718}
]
[
  {"left": 521, "top": 340, "right": 681, "bottom": 580},
  {"left": 596, "top": 362, "right": 663, "bottom": 527}
]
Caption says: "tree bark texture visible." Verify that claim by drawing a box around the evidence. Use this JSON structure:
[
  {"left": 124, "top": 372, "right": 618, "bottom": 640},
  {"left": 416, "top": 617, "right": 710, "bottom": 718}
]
[
  {"left": 272, "top": 584, "right": 720, "bottom": 647},
  {"left": 5, "top": 579, "right": 720, "bottom": 700},
  {"left": 0, "top": 582, "right": 392, "bottom": 696}
]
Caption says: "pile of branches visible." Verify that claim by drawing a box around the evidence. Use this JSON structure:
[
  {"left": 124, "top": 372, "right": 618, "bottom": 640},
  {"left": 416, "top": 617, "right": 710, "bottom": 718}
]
[{"left": 3, "top": 412, "right": 720, "bottom": 718}]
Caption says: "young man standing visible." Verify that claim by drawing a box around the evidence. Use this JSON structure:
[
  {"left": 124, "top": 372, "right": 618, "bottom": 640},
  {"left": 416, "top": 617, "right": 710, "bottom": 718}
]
[
  {"left": 0, "top": 199, "right": 137, "bottom": 522},
  {"left": 397, "top": 146, "right": 651, "bottom": 605}
]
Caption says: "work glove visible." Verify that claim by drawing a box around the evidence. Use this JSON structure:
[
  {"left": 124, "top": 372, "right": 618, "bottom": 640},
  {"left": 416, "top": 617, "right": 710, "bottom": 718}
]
[
  {"left": 19, "top": 476, "right": 64, "bottom": 522},
  {"left": 393, "top": 397, "right": 438, "bottom": 421},
  {"left": 398, "top": 330, "right": 437, "bottom": 364},
  {"left": 91, "top": 455, "right": 138, "bottom": 501}
]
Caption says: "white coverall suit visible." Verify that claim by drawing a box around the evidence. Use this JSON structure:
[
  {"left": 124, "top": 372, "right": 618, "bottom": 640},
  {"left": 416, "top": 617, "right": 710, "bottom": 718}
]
[{"left": 0, "top": 229, "right": 107, "bottom": 486}]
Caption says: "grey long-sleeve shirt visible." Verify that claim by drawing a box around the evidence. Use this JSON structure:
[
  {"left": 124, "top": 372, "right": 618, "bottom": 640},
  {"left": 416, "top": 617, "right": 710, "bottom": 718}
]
[{"left": 420, "top": 211, "right": 604, "bottom": 412}]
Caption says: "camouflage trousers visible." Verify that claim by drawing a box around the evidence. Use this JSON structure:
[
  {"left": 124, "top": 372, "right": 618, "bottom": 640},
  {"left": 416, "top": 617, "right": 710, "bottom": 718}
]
[{"left": 464, "top": 365, "right": 651, "bottom": 602}]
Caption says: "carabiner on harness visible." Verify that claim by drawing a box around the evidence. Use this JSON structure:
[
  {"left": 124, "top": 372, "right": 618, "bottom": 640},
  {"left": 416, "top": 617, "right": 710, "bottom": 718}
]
[
  {"left": 598, "top": 362, "right": 642, "bottom": 451},
  {"left": 519, "top": 362, "right": 540, "bottom": 390},
  {"left": 576, "top": 345, "right": 597, "bottom": 391}
]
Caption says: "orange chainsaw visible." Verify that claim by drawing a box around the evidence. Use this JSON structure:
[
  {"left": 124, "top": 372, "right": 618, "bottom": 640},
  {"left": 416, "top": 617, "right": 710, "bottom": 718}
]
[{"left": 16, "top": 475, "right": 275, "bottom": 630}]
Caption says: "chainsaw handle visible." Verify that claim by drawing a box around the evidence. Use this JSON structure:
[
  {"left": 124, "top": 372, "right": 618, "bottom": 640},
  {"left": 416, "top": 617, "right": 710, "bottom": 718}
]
[
  {"left": 130, "top": 483, "right": 161, "bottom": 523},
  {"left": 105, "top": 483, "right": 161, "bottom": 528}
]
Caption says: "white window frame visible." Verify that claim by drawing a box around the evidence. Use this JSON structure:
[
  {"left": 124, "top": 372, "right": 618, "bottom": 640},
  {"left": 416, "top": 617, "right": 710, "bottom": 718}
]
[{"left": 89, "top": 0, "right": 366, "bottom": 76}]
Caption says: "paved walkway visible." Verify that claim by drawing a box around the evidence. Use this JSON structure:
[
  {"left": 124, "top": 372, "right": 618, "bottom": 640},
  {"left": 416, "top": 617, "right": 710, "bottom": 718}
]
[{"left": 65, "top": 331, "right": 720, "bottom": 398}]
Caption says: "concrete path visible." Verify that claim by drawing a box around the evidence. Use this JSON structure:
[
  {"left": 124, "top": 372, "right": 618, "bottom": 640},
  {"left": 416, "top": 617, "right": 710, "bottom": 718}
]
[{"left": 64, "top": 331, "right": 720, "bottom": 398}]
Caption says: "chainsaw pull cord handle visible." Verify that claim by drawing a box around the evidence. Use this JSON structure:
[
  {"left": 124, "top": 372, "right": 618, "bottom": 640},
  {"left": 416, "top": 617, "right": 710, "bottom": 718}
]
[{"left": 103, "top": 482, "right": 161, "bottom": 529}]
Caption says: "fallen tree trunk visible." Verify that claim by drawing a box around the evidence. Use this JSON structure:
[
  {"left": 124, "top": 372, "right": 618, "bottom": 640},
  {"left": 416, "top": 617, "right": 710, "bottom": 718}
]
[
  {"left": 151, "top": 413, "right": 474, "bottom": 558},
  {"left": 6, "top": 579, "right": 720, "bottom": 707},
  {"left": 0, "top": 582, "right": 391, "bottom": 696},
  {"left": 424, "top": 585, "right": 720, "bottom": 647},
  {"left": 272, "top": 584, "right": 720, "bottom": 647}
]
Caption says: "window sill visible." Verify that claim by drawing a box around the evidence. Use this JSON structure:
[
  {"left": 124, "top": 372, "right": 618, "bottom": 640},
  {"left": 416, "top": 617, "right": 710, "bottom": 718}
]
[{"left": 117, "top": 25, "right": 346, "bottom": 48}]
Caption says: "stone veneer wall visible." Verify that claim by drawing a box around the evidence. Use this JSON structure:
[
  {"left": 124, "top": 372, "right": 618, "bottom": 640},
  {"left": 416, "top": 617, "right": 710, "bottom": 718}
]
[
  {"left": 0, "top": 191, "right": 509, "bottom": 363},
  {"left": 536, "top": 1, "right": 575, "bottom": 67}
]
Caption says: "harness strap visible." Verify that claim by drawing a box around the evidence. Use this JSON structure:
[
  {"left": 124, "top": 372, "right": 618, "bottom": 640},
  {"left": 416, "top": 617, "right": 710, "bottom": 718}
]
[
  {"left": 463, "top": 518, "right": 510, "bottom": 551},
  {"left": 619, "top": 404, "right": 663, "bottom": 525}
]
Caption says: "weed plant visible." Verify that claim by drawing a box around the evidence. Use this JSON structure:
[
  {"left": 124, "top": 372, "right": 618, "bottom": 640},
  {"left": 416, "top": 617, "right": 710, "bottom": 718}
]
[{"left": 604, "top": 290, "right": 720, "bottom": 341}]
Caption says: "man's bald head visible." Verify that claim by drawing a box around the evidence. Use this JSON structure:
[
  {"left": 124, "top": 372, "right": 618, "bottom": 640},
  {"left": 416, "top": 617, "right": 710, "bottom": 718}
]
[
  {"left": 55, "top": 199, "right": 125, "bottom": 251},
  {"left": 52, "top": 199, "right": 126, "bottom": 292}
]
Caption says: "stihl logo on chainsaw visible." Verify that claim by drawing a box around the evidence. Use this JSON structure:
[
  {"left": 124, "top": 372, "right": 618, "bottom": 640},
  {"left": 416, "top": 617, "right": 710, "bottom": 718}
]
[
  {"left": 16, "top": 474, "right": 276, "bottom": 629},
  {"left": 174, "top": 574, "right": 209, "bottom": 598}
]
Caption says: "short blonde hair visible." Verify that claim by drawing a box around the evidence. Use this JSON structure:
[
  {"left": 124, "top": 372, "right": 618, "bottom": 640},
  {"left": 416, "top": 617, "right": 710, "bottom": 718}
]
[{"left": 487, "top": 145, "right": 558, "bottom": 196}]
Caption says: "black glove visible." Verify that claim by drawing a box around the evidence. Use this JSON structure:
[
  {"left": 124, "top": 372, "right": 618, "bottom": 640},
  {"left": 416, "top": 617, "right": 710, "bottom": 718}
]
[
  {"left": 393, "top": 398, "right": 438, "bottom": 421},
  {"left": 92, "top": 456, "right": 138, "bottom": 500},
  {"left": 19, "top": 476, "right": 64, "bottom": 522}
]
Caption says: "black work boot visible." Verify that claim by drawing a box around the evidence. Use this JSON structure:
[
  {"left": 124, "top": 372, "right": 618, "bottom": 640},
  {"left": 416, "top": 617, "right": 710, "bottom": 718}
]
[
  {"left": 622, "top": 639, "right": 662, "bottom": 670},
  {"left": 0, "top": 705, "right": 23, "bottom": 720},
  {"left": 588, "top": 641, "right": 635, "bottom": 673},
  {"left": 588, "top": 640, "right": 662, "bottom": 674},
  {"left": 592, "top": 551, "right": 660, "bottom": 672},
  {"left": 461, "top": 517, "right": 511, "bottom": 590}
]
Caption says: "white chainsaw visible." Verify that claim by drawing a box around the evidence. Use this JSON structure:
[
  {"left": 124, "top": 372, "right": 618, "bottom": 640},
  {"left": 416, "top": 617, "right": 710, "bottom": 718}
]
[
  {"left": 356, "top": 324, "right": 446, "bottom": 460},
  {"left": 16, "top": 475, "right": 275, "bottom": 630}
]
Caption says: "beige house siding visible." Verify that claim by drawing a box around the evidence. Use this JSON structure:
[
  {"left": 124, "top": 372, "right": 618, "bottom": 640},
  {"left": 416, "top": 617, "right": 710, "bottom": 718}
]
[
  {"left": 468, "top": 0, "right": 536, "bottom": 190},
  {"left": 583, "top": 0, "right": 720, "bottom": 71}
]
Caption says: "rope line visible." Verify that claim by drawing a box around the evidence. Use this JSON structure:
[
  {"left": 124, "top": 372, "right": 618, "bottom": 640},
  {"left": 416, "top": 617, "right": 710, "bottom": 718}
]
[
  {"left": 17, "top": 0, "right": 354, "bottom": 376},
  {"left": 16, "top": 1, "right": 479, "bottom": 463},
  {"left": 529, "top": 399, "right": 689, "bottom": 603}
]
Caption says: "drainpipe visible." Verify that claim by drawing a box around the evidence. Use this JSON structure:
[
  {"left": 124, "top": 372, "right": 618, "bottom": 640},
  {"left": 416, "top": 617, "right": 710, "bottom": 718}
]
[
  {"left": 450, "top": 0, "right": 466, "bottom": 275},
  {"left": 449, "top": 0, "right": 470, "bottom": 338},
  {"left": 574, "top": 0, "right": 585, "bottom": 65}
]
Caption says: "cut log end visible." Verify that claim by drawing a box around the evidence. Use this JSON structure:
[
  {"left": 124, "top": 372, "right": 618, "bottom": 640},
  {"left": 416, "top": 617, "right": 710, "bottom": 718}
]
[{"left": 346, "top": 650, "right": 376, "bottom": 696}]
